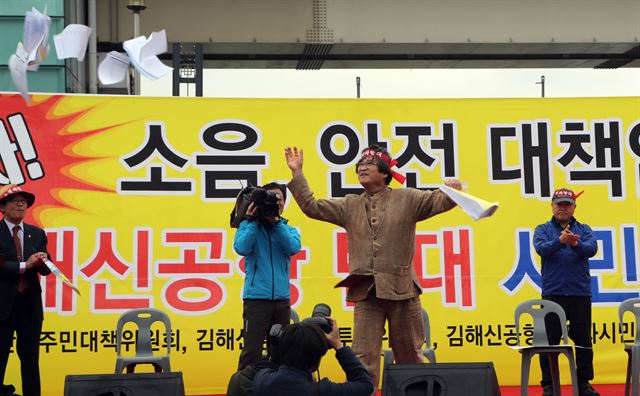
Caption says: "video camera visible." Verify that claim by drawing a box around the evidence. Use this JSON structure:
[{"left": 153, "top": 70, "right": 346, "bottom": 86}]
[{"left": 230, "top": 185, "right": 282, "bottom": 228}]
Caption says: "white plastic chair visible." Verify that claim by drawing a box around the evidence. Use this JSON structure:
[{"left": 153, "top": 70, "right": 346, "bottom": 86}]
[
  {"left": 619, "top": 297, "right": 640, "bottom": 396},
  {"left": 290, "top": 308, "right": 300, "bottom": 324},
  {"left": 115, "top": 308, "right": 172, "bottom": 374},
  {"left": 514, "top": 299, "right": 578, "bottom": 396}
]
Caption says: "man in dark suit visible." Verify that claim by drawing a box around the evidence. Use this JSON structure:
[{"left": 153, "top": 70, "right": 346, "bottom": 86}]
[{"left": 0, "top": 185, "right": 51, "bottom": 396}]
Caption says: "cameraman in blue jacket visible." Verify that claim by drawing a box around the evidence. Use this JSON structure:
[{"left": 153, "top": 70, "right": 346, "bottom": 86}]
[{"left": 234, "top": 182, "right": 301, "bottom": 370}]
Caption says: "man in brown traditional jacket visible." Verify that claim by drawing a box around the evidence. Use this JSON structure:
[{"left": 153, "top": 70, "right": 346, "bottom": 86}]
[{"left": 284, "top": 145, "right": 461, "bottom": 389}]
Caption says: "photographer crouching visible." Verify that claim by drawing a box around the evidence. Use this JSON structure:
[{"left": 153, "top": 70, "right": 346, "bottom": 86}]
[
  {"left": 232, "top": 182, "right": 302, "bottom": 370},
  {"left": 252, "top": 309, "right": 373, "bottom": 396}
]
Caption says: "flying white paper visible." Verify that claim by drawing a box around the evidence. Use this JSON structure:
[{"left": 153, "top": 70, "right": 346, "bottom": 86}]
[
  {"left": 53, "top": 24, "right": 91, "bottom": 61},
  {"left": 22, "top": 6, "right": 51, "bottom": 70},
  {"left": 8, "top": 53, "right": 30, "bottom": 103},
  {"left": 439, "top": 184, "right": 499, "bottom": 221},
  {"left": 140, "top": 29, "right": 168, "bottom": 59},
  {"left": 8, "top": 6, "right": 53, "bottom": 102},
  {"left": 123, "top": 29, "right": 172, "bottom": 80},
  {"left": 98, "top": 51, "right": 130, "bottom": 85}
]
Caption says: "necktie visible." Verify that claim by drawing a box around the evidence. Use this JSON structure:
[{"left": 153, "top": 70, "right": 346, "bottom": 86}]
[
  {"left": 13, "top": 226, "right": 27, "bottom": 292},
  {"left": 12, "top": 226, "right": 22, "bottom": 261}
]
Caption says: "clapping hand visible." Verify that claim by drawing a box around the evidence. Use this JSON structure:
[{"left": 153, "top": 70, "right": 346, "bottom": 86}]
[{"left": 559, "top": 225, "right": 580, "bottom": 247}]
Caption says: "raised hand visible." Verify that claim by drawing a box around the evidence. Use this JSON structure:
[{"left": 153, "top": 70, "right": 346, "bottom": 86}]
[
  {"left": 284, "top": 146, "right": 304, "bottom": 177},
  {"left": 444, "top": 178, "right": 463, "bottom": 191}
]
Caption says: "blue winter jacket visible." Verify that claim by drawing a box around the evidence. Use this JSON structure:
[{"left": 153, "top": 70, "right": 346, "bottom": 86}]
[
  {"left": 233, "top": 218, "right": 301, "bottom": 300},
  {"left": 533, "top": 216, "right": 598, "bottom": 296}
]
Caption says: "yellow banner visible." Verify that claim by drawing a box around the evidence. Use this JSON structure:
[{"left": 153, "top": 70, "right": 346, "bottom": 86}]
[{"left": 0, "top": 94, "right": 638, "bottom": 394}]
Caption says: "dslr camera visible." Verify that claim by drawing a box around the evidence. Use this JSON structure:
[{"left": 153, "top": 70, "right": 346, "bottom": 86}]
[
  {"left": 230, "top": 186, "right": 281, "bottom": 228},
  {"left": 269, "top": 303, "right": 333, "bottom": 344},
  {"left": 301, "top": 303, "right": 333, "bottom": 333}
]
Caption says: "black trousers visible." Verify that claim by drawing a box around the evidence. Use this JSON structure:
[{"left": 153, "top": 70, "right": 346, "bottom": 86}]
[
  {"left": 0, "top": 292, "right": 42, "bottom": 396},
  {"left": 539, "top": 295, "right": 594, "bottom": 386},
  {"left": 237, "top": 299, "right": 290, "bottom": 370}
]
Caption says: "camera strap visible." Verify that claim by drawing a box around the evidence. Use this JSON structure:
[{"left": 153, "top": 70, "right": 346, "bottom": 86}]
[{"left": 310, "top": 379, "right": 320, "bottom": 396}]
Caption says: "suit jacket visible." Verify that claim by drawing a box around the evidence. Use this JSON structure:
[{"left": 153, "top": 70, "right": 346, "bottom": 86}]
[
  {"left": 288, "top": 175, "right": 456, "bottom": 301},
  {"left": 0, "top": 219, "right": 51, "bottom": 321}
]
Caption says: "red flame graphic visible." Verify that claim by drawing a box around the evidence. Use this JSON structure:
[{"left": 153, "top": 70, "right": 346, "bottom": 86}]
[{"left": 0, "top": 94, "right": 121, "bottom": 226}]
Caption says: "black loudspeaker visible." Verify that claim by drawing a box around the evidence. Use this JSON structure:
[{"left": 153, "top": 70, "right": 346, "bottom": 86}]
[
  {"left": 64, "top": 372, "right": 185, "bottom": 396},
  {"left": 382, "top": 362, "right": 501, "bottom": 396}
]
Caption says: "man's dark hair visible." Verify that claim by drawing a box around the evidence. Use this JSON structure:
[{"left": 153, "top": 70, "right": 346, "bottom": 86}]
[
  {"left": 262, "top": 182, "right": 287, "bottom": 201},
  {"left": 278, "top": 323, "right": 328, "bottom": 372},
  {"left": 355, "top": 145, "right": 393, "bottom": 185}
]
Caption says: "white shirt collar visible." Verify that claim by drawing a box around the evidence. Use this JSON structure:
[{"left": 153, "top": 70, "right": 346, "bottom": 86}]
[{"left": 3, "top": 218, "right": 23, "bottom": 232}]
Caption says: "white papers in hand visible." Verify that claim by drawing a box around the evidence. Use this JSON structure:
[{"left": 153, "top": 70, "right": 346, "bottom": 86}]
[
  {"left": 123, "top": 29, "right": 172, "bottom": 80},
  {"left": 98, "top": 51, "right": 130, "bottom": 85},
  {"left": 53, "top": 24, "right": 91, "bottom": 61},
  {"left": 439, "top": 184, "right": 499, "bottom": 221},
  {"left": 43, "top": 259, "right": 81, "bottom": 295}
]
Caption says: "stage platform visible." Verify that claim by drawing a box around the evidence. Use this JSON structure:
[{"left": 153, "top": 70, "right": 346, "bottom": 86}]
[
  {"left": 499, "top": 384, "right": 624, "bottom": 396},
  {"left": 204, "top": 383, "right": 626, "bottom": 396}
]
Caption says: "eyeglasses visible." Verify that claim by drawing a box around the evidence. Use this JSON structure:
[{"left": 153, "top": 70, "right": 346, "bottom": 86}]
[{"left": 357, "top": 160, "right": 377, "bottom": 169}]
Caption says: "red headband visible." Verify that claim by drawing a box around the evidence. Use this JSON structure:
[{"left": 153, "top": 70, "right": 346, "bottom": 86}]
[{"left": 360, "top": 149, "right": 406, "bottom": 184}]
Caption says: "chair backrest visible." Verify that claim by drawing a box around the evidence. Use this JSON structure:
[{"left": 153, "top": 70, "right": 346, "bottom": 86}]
[
  {"left": 618, "top": 297, "right": 640, "bottom": 344},
  {"left": 116, "top": 308, "right": 172, "bottom": 358},
  {"left": 422, "top": 308, "right": 432, "bottom": 348},
  {"left": 514, "top": 299, "right": 569, "bottom": 347},
  {"left": 290, "top": 309, "right": 300, "bottom": 324}
]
